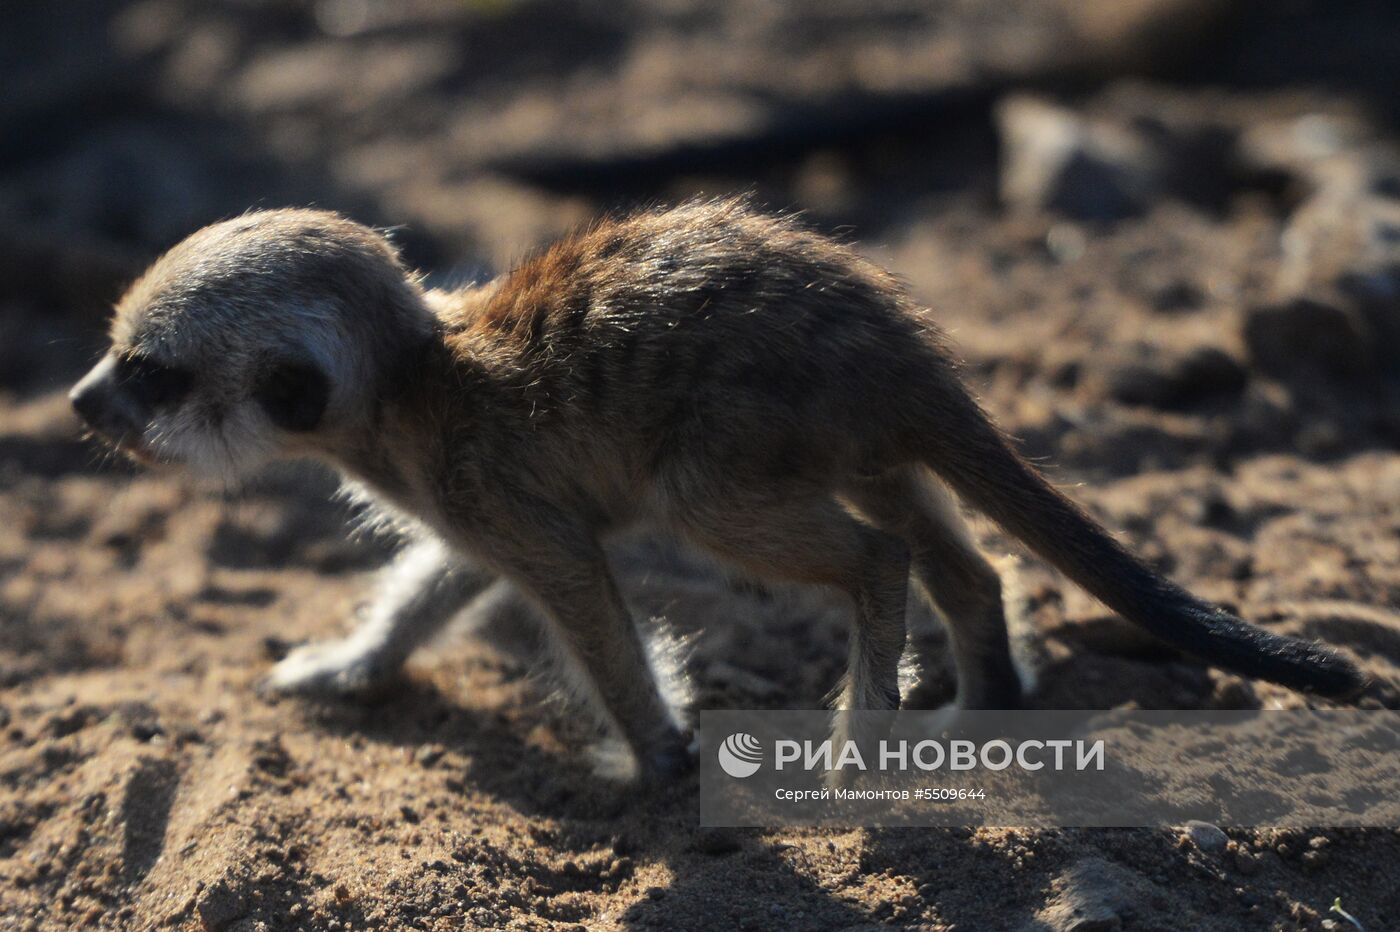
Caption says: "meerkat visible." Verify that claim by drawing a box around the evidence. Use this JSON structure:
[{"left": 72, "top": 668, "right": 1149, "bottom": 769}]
[{"left": 70, "top": 197, "right": 1363, "bottom": 779}]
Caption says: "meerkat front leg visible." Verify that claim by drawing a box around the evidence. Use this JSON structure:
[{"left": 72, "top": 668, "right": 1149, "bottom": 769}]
[
  {"left": 496, "top": 528, "right": 694, "bottom": 778},
  {"left": 264, "top": 535, "right": 493, "bottom": 697}
]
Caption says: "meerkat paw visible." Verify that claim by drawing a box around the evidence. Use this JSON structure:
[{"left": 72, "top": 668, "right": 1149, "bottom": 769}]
[
  {"left": 585, "top": 730, "right": 696, "bottom": 783},
  {"left": 261, "top": 639, "right": 398, "bottom": 699},
  {"left": 641, "top": 728, "right": 698, "bottom": 782}
]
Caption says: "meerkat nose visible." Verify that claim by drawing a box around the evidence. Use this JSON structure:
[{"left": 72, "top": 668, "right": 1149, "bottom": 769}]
[
  {"left": 70, "top": 355, "right": 119, "bottom": 431},
  {"left": 70, "top": 383, "right": 104, "bottom": 427}
]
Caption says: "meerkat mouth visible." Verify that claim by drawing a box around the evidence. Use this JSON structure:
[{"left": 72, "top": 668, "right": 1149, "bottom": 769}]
[
  {"left": 85, "top": 427, "right": 161, "bottom": 467},
  {"left": 117, "top": 440, "right": 160, "bottom": 466}
]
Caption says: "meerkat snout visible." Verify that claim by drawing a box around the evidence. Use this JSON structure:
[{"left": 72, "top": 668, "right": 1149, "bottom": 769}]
[{"left": 70, "top": 351, "right": 193, "bottom": 463}]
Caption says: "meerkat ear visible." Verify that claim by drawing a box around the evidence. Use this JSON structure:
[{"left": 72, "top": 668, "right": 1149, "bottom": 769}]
[{"left": 255, "top": 360, "right": 329, "bottom": 432}]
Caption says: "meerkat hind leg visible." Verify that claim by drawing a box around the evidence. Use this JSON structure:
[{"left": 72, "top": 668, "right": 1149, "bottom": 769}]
[
  {"left": 674, "top": 490, "right": 910, "bottom": 762},
  {"left": 846, "top": 469, "right": 1023, "bottom": 710},
  {"left": 265, "top": 536, "right": 492, "bottom": 698}
]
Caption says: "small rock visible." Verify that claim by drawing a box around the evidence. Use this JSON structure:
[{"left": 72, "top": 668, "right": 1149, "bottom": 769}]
[
  {"left": 1243, "top": 297, "right": 1376, "bottom": 381},
  {"left": 1184, "top": 821, "right": 1228, "bottom": 853},
  {"left": 1301, "top": 849, "right": 1328, "bottom": 871},
  {"left": 130, "top": 720, "right": 165, "bottom": 742},
  {"left": 414, "top": 744, "right": 445, "bottom": 767},
  {"left": 1036, "top": 857, "right": 1146, "bottom": 931},
  {"left": 1105, "top": 344, "right": 1246, "bottom": 409},
  {"left": 1046, "top": 222, "right": 1088, "bottom": 263},
  {"left": 997, "top": 95, "right": 1164, "bottom": 222}
]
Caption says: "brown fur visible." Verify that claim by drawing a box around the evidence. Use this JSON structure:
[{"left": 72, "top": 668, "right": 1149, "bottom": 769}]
[{"left": 71, "top": 197, "right": 1363, "bottom": 779}]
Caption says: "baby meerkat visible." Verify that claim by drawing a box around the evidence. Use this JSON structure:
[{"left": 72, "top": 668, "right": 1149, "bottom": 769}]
[{"left": 71, "top": 198, "right": 1362, "bottom": 778}]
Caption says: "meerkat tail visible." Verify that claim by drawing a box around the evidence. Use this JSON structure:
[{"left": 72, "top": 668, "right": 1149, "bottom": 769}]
[{"left": 918, "top": 390, "right": 1365, "bottom": 698}]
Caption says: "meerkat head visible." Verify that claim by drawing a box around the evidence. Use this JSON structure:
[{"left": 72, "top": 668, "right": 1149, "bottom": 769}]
[{"left": 70, "top": 209, "right": 432, "bottom": 478}]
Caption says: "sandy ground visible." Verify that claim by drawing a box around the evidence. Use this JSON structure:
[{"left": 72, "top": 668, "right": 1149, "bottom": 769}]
[{"left": 3, "top": 2, "right": 1400, "bottom": 929}]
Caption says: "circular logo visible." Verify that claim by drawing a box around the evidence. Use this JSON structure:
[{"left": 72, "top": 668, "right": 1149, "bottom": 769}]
[{"left": 717, "top": 732, "right": 763, "bottom": 778}]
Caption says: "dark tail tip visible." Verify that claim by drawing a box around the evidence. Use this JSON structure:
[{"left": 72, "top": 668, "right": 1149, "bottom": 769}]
[
  {"left": 1186, "top": 606, "right": 1367, "bottom": 699},
  {"left": 1280, "top": 641, "right": 1368, "bottom": 699}
]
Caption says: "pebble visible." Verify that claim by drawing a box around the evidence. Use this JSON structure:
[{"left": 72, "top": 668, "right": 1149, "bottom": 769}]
[
  {"left": 1184, "top": 820, "right": 1228, "bottom": 852},
  {"left": 1243, "top": 297, "right": 1375, "bottom": 381},
  {"left": 996, "top": 95, "right": 1163, "bottom": 222},
  {"left": 130, "top": 721, "right": 164, "bottom": 742},
  {"left": 414, "top": 744, "right": 445, "bottom": 767}
]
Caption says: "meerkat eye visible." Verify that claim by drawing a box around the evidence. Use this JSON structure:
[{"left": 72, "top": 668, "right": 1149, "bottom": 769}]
[
  {"left": 255, "top": 360, "right": 329, "bottom": 432},
  {"left": 118, "top": 354, "right": 193, "bottom": 409}
]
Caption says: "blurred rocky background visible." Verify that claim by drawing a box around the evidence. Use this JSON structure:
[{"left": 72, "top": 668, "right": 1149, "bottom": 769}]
[{"left": 2, "top": 1, "right": 1399, "bottom": 929}]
